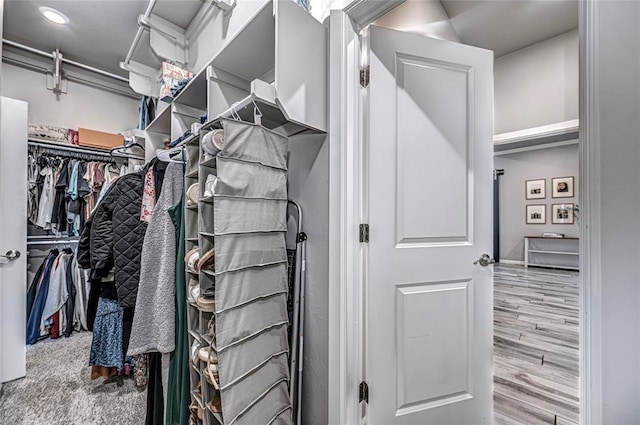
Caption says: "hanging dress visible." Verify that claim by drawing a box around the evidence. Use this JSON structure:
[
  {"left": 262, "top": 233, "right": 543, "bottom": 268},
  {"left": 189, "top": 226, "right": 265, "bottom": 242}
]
[{"left": 166, "top": 171, "right": 190, "bottom": 425}]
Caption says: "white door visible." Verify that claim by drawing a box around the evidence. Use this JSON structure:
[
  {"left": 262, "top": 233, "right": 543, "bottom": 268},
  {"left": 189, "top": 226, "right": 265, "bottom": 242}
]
[
  {"left": 365, "top": 26, "right": 494, "bottom": 424},
  {"left": 0, "top": 97, "right": 29, "bottom": 384}
]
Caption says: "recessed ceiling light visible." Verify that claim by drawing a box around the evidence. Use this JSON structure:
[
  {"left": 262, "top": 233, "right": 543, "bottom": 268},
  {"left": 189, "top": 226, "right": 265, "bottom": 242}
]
[{"left": 39, "top": 7, "right": 69, "bottom": 25}]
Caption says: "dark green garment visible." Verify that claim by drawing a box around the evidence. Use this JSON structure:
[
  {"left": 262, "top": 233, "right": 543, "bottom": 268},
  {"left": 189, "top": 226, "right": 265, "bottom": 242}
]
[{"left": 166, "top": 195, "right": 190, "bottom": 425}]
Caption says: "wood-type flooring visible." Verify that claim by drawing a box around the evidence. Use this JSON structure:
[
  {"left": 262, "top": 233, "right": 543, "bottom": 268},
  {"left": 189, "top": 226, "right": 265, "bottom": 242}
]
[{"left": 493, "top": 264, "right": 579, "bottom": 425}]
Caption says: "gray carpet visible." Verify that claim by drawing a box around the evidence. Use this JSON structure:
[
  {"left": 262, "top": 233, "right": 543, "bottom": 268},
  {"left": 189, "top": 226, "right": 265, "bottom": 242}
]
[{"left": 0, "top": 332, "right": 146, "bottom": 425}]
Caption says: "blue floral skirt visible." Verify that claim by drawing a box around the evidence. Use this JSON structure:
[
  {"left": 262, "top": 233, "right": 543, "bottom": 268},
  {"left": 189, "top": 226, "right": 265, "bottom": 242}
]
[{"left": 89, "top": 298, "right": 124, "bottom": 369}]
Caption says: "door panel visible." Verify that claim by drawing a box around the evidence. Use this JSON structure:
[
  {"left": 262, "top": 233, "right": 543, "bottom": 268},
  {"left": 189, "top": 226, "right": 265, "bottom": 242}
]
[
  {"left": 366, "top": 26, "right": 493, "bottom": 424},
  {"left": 396, "top": 54, "right": 471, "bottom": 244},
  {"left": 0, "top": 97, "right": 28, "bottom": 383}
]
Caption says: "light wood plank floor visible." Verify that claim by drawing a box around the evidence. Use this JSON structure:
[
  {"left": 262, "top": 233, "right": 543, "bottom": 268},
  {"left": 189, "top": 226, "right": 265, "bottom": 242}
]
[{"left": 493, "top": 264, "right": 579, "bottom": 425}]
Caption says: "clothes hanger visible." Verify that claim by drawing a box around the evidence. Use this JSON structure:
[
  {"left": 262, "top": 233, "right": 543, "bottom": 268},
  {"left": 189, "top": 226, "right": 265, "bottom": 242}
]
[
  {"left": 156, "top": 146, "right": 185, "bottom": 164},
  {"left": 252, "top": 100, "right": 263, "bottom": 126}
]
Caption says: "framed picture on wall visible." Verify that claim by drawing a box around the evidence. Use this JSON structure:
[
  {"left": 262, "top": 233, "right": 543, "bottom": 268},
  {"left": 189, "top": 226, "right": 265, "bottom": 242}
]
[
  {"left": 525, "top": 179, "right": 546, "bottom": 199},
  {"left": 526, "top": 204, "right": 546, "bottom": 224},
  {"left": 552, "top": 176, "right": 575, "bottom": 198},
  {"left": 552, "top": 203, "right": 575, "bottom": 224}
]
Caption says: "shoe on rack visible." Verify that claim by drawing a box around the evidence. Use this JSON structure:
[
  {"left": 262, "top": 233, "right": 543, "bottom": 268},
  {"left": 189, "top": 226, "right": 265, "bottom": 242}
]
[
  {"left": 189, "top": 401, "right": 203, "bottom": 421},
  {"left": 185, "top": 247, "right": 200, "bottom": 273},
  {"left": 199, "top": 248, "right": 215, "bottom": 271},
  {"left": 187, "top": 278, "right": 199, "bottom": 303},
  {"left": 203, "top": 175, "right": 217, "bottom": 198},
  {"left": 204, "top": 363, "right": 219, "bottom": 389},
  {"left": 190, "top": 339, "right": 200, "bottom": 365},
  {"left": 208, "top": 392, "right": 222, "bottom": 413},
  {"left": 189, "top": 413, "right": 202, "bottom": 425},
  {"left": 197, "top": 295, "right": 215, "bottom": 312},
  {"left": 198, "top": 347, "right": 218, "bottom": 364},
  {"left": 186, "top": 183, "right": 199, "bottom": 206},
  {"left": 207, "top": 316, "right": 215, "bottom": 338}
]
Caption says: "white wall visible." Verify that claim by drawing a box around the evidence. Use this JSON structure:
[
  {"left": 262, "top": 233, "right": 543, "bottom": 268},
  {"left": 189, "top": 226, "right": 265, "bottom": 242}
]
[
  {"left": 495, "top": 144, "right": 579, "bottom": 262},
  {"left": 287, "top": 133, "right": 329, "bottom": 425},
  {"left": 591, "top": 2, "right": 640, "bottom": 422},
  {"left": 1, "top": 62, "right": 139, "bottom": 134},
  {"left": 495, "top": 29, "right": 578, "bottom": 135}
]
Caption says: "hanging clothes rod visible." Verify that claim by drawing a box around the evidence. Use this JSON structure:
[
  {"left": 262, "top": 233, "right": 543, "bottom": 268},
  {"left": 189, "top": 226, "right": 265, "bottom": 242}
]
[
  {"left": 28, "top": 140, "right": 143, "bottom": 161},
  {"left": 3, "top": 39, "right": 129, "bottom": 83},
  {"left": 27, "top": 235, "right": 79, "bottom": 240},
  {"left": 29, "top": 140, "right": 113, "bottom": 158},
  {"left": 123, "top": 0, "right": 157, "bottom": 66},
  {"left": 27, "top": 239, "right": 79, "bottom": 246}
]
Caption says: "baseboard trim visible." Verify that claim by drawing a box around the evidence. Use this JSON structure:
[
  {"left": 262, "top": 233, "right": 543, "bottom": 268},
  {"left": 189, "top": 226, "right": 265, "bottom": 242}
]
[{"left": 498, "top": 259, "right": 525, "bottom": 266}]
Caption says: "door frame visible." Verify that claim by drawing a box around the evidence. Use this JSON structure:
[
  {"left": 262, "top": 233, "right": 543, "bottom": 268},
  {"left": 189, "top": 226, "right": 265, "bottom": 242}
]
[
  {"left": 329, "top": 1, "right": 597, "bottom": 425},
  {"left": 578, "top": 0, "right": 601, "bottom": 423}
]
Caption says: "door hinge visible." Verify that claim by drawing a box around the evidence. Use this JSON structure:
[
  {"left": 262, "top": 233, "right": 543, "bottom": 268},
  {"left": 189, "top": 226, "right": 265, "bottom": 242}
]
[
  {"left": 360, "top": 66, "right": 370, "bottom": 88},
  {"left": 359, "top": 381, "right": 369, "bottom": 403},
  {"left": 359, "top": 224, "right": 369, "bottom": 243}
]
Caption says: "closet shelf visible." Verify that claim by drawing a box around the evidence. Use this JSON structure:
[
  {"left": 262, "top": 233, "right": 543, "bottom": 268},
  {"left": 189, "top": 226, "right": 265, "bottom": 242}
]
[
  {"left": 186, "top": 237, "right": 199, "bottom": 242},
  {"left": 201, "top": 334, "right": 217, "bottom": 352},
  {"left": 201, "top": 269, "right": 215, "bottom": 277},
  {"left": 527, "top": 249, "right": 579, "bottom": 256},
  {"left": 203, "top": 90, "right": 319, "bottom": 137},
  {"left": 185, "top": 134, "right": 200, "bottom": 146},
  {"left": 188, "top": 329, "right": 201, "bottom": 341},
  {"left": 199, "top": 231, "right": 215, "bottom": 237},
  {"left": 186, "top": 169, "right": 199, "bottom": 178},
  {"left": 186, "top": 204, "right": 199, "bottom": 210},
  {"left": 210, "top": 0, "right": 274, "bottom": 84},
  {"left": 200, "top": 156, "right": 217, "bottom": 168},
  {"left": 199, "top": 196, "right": 213, "bottom": 203},
  {"left": 186, "top": 269, "right": 199, "bottom": 275},
  {"left": 191, "top": 389, "right": 204, "bottom": 408},
  {"left": 146, "top": 104, "right": 171, "bottom": 135},
  {"left": 172, "top": 68, "right": 208, "bottom": 110}
]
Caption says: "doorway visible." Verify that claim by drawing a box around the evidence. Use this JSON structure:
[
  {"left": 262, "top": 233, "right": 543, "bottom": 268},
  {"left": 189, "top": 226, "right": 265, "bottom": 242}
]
[{"left": 330, "top": 1, "right": 582, "bottom": 424}]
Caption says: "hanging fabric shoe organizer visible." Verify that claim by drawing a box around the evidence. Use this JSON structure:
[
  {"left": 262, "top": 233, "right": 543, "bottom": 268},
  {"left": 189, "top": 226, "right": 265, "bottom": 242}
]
[{"left": 214, "top": 118, "right": 292, "bottom": 425}]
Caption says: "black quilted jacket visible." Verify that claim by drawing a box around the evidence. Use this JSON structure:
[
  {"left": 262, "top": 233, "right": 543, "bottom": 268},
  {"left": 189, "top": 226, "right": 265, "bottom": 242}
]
[{"left": 88, "top": 172, "right": 147, "bottom": 308}]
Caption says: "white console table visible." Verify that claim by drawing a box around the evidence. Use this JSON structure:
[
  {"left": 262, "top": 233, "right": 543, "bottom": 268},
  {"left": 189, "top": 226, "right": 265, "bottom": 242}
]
[{"left": 524, "top": 236, "right": 579, "bottom": 271}]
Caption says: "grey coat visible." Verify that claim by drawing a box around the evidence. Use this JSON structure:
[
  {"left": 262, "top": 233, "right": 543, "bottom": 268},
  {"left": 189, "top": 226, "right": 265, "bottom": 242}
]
[{"left": 127, "top": 163, "right": 183, "bottom": 355}]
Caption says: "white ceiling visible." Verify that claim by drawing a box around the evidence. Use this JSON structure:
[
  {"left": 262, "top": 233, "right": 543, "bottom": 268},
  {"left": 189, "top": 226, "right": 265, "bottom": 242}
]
[
  {"left": 3, "top": 0, "right": 202, "bottom": 77},
  {"left": 2, "top": 0, "right": 578, "bottom": 80},
  {"left": 440, "top": 0, "right": 578, "bottom": 57}
]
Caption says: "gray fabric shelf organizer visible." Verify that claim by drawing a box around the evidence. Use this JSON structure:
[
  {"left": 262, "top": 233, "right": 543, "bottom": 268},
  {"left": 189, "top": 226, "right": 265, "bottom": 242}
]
[{"left": 214, "top": 118, "right": 292, "bottom": 425}]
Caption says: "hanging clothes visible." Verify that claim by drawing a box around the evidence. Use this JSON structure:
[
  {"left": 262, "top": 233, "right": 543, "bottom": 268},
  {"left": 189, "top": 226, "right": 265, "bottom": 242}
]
[
  {"left": 26, "top": 250, "right": 58, "bottom": 344},
  {"left": 35, "top": 166, "right": 54, "bottom": 230},
  {"left": 51, "top": 159, "right": 70, "bottom": 234},
  {"left": 128, "top": 163, "right": 183, "bottom": 356},
  {"left": 41, "top": 251, "right": 73, "bottom": 331},
  {"left": 89, "top": 296, "right": 125, "bottom": 370},
  {"left": 26, "top": 250, "right": 57, "bottom": 321},
  {"left": 88, "top": 170, "right": 147, "bottom": 307},
  {"left": 166, "top": 180, "right": 190, "bottom": 425},
  {"left": 138, "top": 96, "right": 156, "bottom": 130},
  {"left": 72, "top": 256, "right": 89, "bottom": 332},
  {"left": 63, "top": 253, "right": 77, "bottom": 337},
  {"left": 28, "top": 154, "right": 40, "bottom": 224}
]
